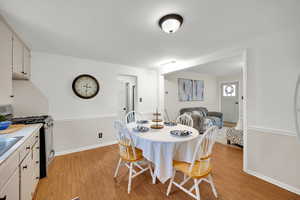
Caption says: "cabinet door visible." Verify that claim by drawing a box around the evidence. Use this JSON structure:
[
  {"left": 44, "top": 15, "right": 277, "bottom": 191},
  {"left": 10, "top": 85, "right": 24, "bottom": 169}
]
[
  {"left": 0, "top": 19, "right": 13, "bottom": 104},
  {"left": 12, "top": 35, "right": 23, "bottom": 75},
  {"left": 20, "top": 154, "right": 34, "bottom": 200},
  {"left": 32, "top": 141, "right": 40, "bottom": 190},
  {"left": 0, "top": 169, "right": 19, "bottom": 200},
  {"left": 23, "top": 47, "right": 31, "bottom": 80}
]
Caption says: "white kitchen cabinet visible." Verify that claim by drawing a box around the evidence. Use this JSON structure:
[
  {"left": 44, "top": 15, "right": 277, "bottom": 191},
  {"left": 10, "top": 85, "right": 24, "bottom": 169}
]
[
  {"left": 0, "top": 18, "right": 13, "bottom": 105},
  {"left": 0, "top": 169, "right": 20, "bottom": 200},
  {"left": 12, "top": 35, "right": 24, "bottom": 75},
  {"left": 12, "top": 35, "right": 31, "bottom": 80},
  {"left": 23, "top": 47, "right": 31, "bottom": 80},
  {"left": 20, "top": 154, "right": 35, "bottom": 200},
  {"left": 32, "top": 141, "right": 40, "bottom": 189}
]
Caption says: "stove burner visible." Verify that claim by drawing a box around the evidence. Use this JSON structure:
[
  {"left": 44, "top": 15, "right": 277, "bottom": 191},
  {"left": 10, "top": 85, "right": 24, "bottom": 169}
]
[{"left": 12, "top": 115, "right": 53, "bottom": 125}]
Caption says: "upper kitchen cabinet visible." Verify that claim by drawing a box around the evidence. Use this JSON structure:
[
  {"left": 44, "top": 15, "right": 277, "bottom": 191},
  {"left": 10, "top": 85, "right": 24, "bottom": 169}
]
[
  {"left": 12, "top": 35, "right": 31, "bottom": 80},
  {"left": 0, "top": 18, "right": 13, "bottom": 105},
  {"left": 23, "top": 46, "right": 31, "bottom": 80}
]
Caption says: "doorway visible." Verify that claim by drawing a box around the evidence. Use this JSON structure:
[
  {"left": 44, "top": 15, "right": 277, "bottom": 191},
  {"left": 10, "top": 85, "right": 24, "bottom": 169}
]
[
  {"left": 117, "top": 75, "right": 137, "bottom": 119},
  {"left": 221, "top": 81, "right": 239, "bottom": 124}
]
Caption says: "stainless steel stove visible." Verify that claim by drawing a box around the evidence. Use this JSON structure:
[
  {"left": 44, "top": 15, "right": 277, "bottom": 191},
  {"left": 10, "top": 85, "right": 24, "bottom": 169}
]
[{"left": 0, "top": 105, "right": 54, "bottom": 178}]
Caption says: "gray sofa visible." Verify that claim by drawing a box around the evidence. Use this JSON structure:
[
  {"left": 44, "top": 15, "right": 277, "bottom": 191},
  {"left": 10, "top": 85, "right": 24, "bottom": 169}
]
[{"left": 179, "top": 107, "right": 223, "bottom": 134}]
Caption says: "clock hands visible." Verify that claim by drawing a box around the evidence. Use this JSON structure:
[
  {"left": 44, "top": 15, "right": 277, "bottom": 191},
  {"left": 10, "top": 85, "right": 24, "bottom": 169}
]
[{"left": 83, "top": 83, "right": 92, "bottom": 96}]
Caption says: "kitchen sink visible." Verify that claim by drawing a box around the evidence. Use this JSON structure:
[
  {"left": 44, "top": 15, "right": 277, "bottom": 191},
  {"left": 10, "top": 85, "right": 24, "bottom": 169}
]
[{"left": 0, "top": 136, "right": 24, "bottom": 157}]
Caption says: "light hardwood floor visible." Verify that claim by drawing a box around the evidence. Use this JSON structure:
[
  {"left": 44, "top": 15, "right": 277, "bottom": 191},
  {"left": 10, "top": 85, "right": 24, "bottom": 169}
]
[
  {"left": 223, "top": 121, "right": 237, "bottom": 128},
  {"left": 34, "top": 143, "right": 300, "bottom": 200}
]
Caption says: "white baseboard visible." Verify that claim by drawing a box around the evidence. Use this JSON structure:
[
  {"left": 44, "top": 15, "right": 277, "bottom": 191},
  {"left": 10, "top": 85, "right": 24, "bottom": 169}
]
[
  {"left": 55, "top": 140, "right": 118, "bottom": 156},
  {"left": 245, "top": 168, "right": 300, "bottom": 195}
]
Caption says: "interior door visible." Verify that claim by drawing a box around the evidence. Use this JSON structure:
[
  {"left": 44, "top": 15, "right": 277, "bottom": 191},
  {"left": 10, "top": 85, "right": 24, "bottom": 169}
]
[
  {"left": 221, "top": 82, "right": 239, "bottom": 123},
  {"left": 117, "top": 81, "right": 127, "bottom": 120}
]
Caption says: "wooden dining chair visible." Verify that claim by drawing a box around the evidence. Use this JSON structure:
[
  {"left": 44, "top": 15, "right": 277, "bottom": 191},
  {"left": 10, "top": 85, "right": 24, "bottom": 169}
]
[
  {"left": 166, "top": 126, "right": 219, "bottom": 200},
  {"left": 113, "top": 120, "right": 154, "bottom": 193},
  {"left": 176, "top": 113, "right": 194, "bottom": 127},
  {"left": 125, "top": 111, "right": 142, "bottom": 124}
]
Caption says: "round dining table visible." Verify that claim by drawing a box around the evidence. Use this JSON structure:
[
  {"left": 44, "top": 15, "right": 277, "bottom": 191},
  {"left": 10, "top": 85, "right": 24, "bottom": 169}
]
[{"left": 127, "top": 121, "right": 201, "bottom": 183}]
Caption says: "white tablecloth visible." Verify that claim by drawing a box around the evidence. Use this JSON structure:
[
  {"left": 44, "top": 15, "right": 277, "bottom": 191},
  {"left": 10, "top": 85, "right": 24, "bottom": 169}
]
[{"left": 127, "top": 122, "right": 200, "bottom": 183}]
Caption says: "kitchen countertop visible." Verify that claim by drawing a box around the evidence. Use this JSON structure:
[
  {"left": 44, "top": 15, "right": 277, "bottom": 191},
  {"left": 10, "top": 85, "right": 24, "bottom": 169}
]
[{"left": 0, "top": 123, "right": 43, "bottom": 166}]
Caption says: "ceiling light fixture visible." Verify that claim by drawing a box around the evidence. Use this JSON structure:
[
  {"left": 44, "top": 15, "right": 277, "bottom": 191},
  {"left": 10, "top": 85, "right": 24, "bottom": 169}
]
[{"left": 158, "top": 14, "right": 183, "bottom": 34}]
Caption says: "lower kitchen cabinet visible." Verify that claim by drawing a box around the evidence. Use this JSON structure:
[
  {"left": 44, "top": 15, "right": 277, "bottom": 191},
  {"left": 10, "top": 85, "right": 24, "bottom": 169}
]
[
  {"left": 0, "top": 169, "right": 19, "bottom": 200},
  {"left": 20, "top": 154, "right": 35, "bottom": 200}
]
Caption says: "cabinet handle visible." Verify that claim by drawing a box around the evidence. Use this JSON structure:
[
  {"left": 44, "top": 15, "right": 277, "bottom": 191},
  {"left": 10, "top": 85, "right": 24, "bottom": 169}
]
[
  {"left": 22, "top": 165, "right": 28, "bottom": 169},
  {"left": 35, "top": 135, "right": 39, "bottom": 139},
  {"left": 10, "top": 95, "right": 14, "bottom": 98},
  {"left": 36, "top": 161, "right": 39, "bottom": 164},
  {"left": 0, "top": 195, "right": 7, "bottom": 200},
  {"left": 26, "top": 146, "right": 30, "bottom": 150},
  {"left": 36, "top": 177, "right": 39, "bottom": 180},
  {"left": 36, "top": 147, "right": 40, "bottom": 150}
]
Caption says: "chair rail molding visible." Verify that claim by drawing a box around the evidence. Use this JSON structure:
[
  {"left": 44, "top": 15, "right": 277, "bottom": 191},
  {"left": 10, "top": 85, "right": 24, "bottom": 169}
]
[{"left": 248, "top": 126, "right": 296, "bottom": 137}]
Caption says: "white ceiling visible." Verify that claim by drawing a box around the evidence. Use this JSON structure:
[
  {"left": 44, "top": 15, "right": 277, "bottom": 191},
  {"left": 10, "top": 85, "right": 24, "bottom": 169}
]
[
  {"left": 0, "top": 0, "right": 299, "bottom": 68},
  {"left": 183, "top": 55, "right": 243, "bottom": 77}
]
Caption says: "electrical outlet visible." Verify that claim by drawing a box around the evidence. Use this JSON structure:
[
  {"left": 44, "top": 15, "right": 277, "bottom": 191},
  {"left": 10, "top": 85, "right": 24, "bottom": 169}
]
[{"left": 98, "top": 132, "right": 103, "bottom": 139}]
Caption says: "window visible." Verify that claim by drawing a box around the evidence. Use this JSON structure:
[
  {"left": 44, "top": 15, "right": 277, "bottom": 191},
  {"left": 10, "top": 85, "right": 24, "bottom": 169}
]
[{"left": 223, "top": 84, "right": 236, "bottom": 97}]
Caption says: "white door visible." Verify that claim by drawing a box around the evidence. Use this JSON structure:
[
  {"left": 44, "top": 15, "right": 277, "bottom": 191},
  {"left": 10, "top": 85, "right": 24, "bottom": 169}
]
[
  {"left": 117, "top": 75, "right": 137, "bottom": 120},
  {"left": 221, "top": 82, "right": 239, "bottom": 123},
  {"left": 117, "top": 81, "right": 128, "bottom": 120}
]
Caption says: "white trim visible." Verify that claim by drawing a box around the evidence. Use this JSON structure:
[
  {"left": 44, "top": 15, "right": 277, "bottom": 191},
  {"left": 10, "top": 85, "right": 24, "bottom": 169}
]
[
  {"left": 248, "top": 126, "right": 296, "bottom": 137},
  {"left": 294, "top": 74, "right": 300, "bottom": 141},
  {"left": 54, "top": 114, "right": 118, "bottom": 122},
  {"left": 245, "top": 169, "right": 300, "bottom": 195},
  {"left": 55, "top": 140, "right": 118, "bottom": 156},
  {"left": 242, "top": 50, "right": 248, "bottom": 172}
]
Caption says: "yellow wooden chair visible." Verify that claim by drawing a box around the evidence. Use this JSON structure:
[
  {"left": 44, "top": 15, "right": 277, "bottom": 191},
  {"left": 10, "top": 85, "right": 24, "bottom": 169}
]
[
  {"left": 166, "top": 126, "right": 218, "bottom": 200},
  {"left": 113, "top": 120, "right": 154, "bottom": 193}
]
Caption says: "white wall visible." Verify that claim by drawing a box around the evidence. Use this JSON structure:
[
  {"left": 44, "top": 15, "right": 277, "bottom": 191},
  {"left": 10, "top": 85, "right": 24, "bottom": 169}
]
[
  {"left": 164, "top": 71, "right": 218, "bottom": 121},
  {"left": 159, "top": 25, "right": 300, "bottom": 194},
  {"left": 243, "top": 26, "right": 300, "bottom": 194},
  {"left": 12, "top": 80, "right": 49, "bottom": 117},
  {"left": 13, "top": 52, "right": 158, "bottom": 154}
]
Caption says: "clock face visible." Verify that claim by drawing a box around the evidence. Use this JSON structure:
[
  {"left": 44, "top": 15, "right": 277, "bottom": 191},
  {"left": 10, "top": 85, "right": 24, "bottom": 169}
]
[{"left": 72, "top": 74, "right": 100, "bottom": 99}]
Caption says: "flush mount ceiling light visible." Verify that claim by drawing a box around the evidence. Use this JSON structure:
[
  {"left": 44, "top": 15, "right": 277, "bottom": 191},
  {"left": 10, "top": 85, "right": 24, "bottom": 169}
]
[{"left": 159, "top": 14, "right": 183, "bottom": 34}]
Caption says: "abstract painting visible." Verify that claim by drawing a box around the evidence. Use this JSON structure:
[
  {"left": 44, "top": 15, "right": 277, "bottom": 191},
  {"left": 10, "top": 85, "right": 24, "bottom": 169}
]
[
  {"left": 192, "top": 80, "right": 204, "bottom": 101},
  {"left": 178, "top": 78, "right": 204, "bottom": 101},
  {"left": 178, "top": 79, "right": 193, "bottom": 101}
]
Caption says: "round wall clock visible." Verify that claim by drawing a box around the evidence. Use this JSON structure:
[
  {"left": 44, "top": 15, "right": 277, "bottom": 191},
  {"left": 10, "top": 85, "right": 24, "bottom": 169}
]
[{"left": 72, "top": 74, "right": 100, "bottom": 99}]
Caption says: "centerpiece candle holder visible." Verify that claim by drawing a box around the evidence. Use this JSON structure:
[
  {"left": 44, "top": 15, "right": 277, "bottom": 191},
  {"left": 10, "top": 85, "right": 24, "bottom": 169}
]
[{"left": 151, "top": 109, "right": 164, "bottom": 129}]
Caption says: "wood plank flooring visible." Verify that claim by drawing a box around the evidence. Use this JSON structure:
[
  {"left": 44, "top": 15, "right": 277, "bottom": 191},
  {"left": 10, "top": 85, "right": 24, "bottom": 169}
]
[
  {"left": 223, "top": 121, "right": 237, "bottom": 128},
  {"left": 34, "top": 143, "right": 300, "bottom": 200}
]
